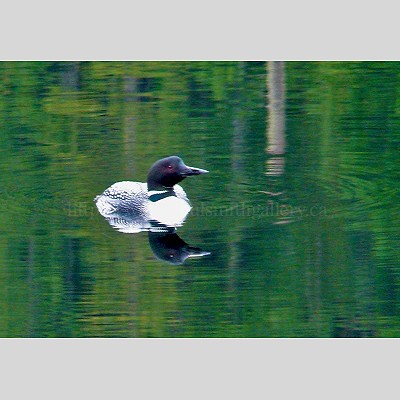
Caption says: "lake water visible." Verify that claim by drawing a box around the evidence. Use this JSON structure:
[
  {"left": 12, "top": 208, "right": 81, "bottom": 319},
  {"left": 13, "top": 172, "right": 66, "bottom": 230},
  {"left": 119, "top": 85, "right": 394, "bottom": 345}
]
[{"left": 1, "top": 61, "right": 399, "bottom": 337}]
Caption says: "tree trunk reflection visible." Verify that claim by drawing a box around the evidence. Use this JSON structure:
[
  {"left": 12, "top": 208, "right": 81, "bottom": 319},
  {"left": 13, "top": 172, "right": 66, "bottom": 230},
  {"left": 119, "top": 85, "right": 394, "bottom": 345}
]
[{"left": 266, "top": 61, "right": 286, "bottom": 177}]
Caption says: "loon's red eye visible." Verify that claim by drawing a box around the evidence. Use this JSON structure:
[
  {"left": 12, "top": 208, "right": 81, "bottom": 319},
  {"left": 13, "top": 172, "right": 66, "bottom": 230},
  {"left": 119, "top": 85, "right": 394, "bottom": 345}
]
[{"left": 168, "top": 165, "right": 172, "bottom": 169}]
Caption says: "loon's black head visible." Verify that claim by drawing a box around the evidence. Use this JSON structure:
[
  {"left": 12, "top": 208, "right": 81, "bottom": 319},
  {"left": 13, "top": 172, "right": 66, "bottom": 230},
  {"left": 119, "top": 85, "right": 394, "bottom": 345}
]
[{"left": 147, "top": 156, "right": 208, "bottom": 191}]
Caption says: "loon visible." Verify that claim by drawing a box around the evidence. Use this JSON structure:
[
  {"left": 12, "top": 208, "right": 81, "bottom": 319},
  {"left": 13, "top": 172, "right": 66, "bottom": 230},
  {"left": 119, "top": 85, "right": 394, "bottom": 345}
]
[{"left": 94, "top": 156, "right": 208, "bottom": 228}]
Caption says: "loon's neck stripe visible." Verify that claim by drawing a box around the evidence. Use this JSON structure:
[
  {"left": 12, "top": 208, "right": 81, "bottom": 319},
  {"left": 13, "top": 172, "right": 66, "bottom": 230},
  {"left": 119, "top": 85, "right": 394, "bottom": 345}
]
[{"left": 148, "top": 190, "right": 176, "bottom": 202}]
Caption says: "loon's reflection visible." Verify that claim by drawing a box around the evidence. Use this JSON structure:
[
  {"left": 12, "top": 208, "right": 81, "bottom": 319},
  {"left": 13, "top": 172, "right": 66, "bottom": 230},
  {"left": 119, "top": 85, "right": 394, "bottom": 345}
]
[
  {"left": 148, "top": 231, "right": 210, "bottom": 265},
  {"left": 97, "top": 211, "right": 210, "bottom": 265}
]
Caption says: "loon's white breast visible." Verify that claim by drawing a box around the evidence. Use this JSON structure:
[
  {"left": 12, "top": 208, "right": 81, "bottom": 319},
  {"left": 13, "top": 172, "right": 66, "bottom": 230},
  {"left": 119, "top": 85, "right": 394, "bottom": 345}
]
[{"left": 147, "top": 187, "right": 191, "bottom": 226}]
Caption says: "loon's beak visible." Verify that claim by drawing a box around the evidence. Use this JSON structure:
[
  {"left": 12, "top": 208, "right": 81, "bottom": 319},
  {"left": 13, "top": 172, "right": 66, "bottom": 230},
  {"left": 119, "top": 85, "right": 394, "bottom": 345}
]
[{"left": 181, "top": 165, "right": 209, "bottom": 176}]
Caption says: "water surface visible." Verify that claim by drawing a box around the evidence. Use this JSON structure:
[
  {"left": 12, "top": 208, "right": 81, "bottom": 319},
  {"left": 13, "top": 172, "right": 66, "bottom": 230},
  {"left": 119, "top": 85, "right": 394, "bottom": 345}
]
[{"left": 0, "top": 61, "right": 399, "bottom": 337}]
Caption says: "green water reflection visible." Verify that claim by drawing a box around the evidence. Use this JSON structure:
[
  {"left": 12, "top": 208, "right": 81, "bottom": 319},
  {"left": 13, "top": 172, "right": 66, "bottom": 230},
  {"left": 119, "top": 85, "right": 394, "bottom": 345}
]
[{"left": 0, "top": 61, "right": 399, "bottom": 337}]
